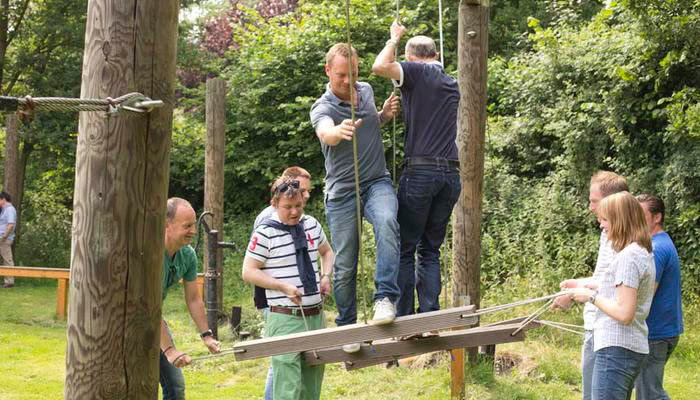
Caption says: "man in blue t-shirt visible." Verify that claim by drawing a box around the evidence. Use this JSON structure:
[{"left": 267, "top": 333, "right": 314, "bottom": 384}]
[
  {"left": 372, "top": 21, "right": 461, "bottom": 317},
  {"left": 0, "top": 191, "right": 17, "bottom": 288},
  {"left": 634, "top": 194, "right": 683, "bottom": 400},
  {"left": 159, "top": 197, "right": 221, "bottom": 400}
]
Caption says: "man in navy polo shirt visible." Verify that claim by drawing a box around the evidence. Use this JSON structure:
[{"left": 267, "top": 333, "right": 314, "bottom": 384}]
[
  {"left": 634, "top": 194, "right": 683, "bottom": 400},
  {"left": 372, "top": 21, "right": 461, "bottom": 317}
]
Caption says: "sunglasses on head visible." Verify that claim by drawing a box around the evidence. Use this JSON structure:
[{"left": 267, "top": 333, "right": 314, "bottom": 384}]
[{"left": 275, "top": 180, "right": 300, "bottom": 194}]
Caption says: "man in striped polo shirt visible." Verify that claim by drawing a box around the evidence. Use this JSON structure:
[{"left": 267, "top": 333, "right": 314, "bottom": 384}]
[{"left": 243, "top": 177, "right": 334, "bottom": 400}]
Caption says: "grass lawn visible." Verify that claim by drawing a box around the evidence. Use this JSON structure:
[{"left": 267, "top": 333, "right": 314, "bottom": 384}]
[{"left": 1, "top": 282, "right": 698, "bottom": 399}]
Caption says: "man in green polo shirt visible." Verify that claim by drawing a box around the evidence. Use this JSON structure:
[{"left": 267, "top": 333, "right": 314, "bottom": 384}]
[{"left": 159, "top": 197, "right": 221, "bottom": 400}]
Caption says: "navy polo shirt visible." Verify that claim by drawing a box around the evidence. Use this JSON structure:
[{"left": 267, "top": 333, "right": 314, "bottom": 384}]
[{"left": 395, "top": 61, "right": 459, "bottom": 160}]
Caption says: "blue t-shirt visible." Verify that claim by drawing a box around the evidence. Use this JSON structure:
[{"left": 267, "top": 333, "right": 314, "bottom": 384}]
[
  {"left": 647, "top": 231, "right": 684, "bottom": 339},
  {"left": 310, "top": 82, "right": 389, "bottom": 199},
  {"left": 0, "top": 203, "right": 17, "bottom": 241},
  {"left": 395, "top": 61, "right": 459, "bottom": 160}
]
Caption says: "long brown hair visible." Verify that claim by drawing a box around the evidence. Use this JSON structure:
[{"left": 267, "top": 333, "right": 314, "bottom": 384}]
[{"left": 599, "top": 191, "right": 652, "bottom": 252}]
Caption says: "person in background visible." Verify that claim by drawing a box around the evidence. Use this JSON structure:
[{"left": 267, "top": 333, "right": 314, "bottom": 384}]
[
  {"left": 0, "top": 191, "right": 17, "bottom": 288},
  {"left": 634, "top": 194, "right": 683, "bottom": 400}
]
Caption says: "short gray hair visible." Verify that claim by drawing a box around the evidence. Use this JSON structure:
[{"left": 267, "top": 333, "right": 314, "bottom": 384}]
[
  {"left": 406, "top": 36, "right": 437, "bottom": 59},
  {"left": 166, "top": 197, "right": 191, "bottom": 222}
]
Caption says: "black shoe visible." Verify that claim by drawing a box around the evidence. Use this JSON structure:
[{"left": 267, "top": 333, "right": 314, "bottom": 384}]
[{"left": 2, "top": 283, "right": 14, "bottom": 288}]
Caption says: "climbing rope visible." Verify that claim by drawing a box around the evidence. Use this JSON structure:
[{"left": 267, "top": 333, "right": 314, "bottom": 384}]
[
  {"left": 0, "top": 92, "right": 163, "bottom": 117},
  {"left": 438, "top": 0, "right": 445, "bottom": 66},
  {"left": 392, "top": 0, "right": 400, "bottom": 184},
  {"left": 534, "top": 319, "right": 586, "bottom": 336},
  {"left": 344, "top": 0, "right": 370, "bottom": 324}
]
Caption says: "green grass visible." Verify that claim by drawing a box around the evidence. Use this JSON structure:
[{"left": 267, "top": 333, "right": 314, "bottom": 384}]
[{"left": 1, "top": 282, "right": 699, "bottom": 399}]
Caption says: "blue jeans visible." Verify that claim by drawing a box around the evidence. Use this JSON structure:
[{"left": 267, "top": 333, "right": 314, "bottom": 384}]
[
  {"left": 160, "top": 350, "right": 185, "bottom": 400},
  {"left": 325, "top": 176, "right": 400, "bottom": 326},
  {"left": 582, "top": 330, "right": 595, "bottom": 400},
  {"left": 396, "top": 166, "right": 460, "bottom": 316},
  {"left": 634, "top": 337, "right": 679, "bottom": 400},
  {"left": 592, "top": 346, "right": 646, "bottom": 400}
]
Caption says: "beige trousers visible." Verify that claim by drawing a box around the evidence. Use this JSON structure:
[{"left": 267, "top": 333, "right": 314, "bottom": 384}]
[{"left": 0, "top": 240, "right": 14, "bottom": 285}]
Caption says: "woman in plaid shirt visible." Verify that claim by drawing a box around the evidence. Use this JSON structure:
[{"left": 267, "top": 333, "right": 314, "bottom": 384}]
[{"left": 568, "top": 191, "right": 656, "bottom": 400}]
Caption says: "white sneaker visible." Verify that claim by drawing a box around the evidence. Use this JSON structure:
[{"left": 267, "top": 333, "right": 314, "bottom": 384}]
[
  {"left": 342, "top": 343, "right": 361, "bottom": 353},
  {"left": 370, "top": 297, "right": 396, "bottom": 325}
]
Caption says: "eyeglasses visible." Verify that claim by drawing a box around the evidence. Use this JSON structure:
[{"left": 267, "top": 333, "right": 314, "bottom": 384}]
[{"left": 275, "top": 180, "right": 300, "bottom": 194}]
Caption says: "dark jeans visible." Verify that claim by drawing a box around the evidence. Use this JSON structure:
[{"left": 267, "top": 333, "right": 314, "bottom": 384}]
[
  {"left": 160, "top": 350, "right": 185, "bottom": 400},
  {"left": 592, "top": 346, "right": 646, "bottom": 400},
  {"left": 325, "top": 176, "right": 400, "bottom": 326},
  {"left": 396, "top": 166, "right": 461, "bottom": 316},
  {"left": 634, "top": 337, "right": 679, "bottom": 400}
]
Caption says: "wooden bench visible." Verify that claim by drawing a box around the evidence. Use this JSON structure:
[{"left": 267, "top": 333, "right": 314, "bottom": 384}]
[{"left": 0, "top": 266, "right": 205, "bottom": 320}]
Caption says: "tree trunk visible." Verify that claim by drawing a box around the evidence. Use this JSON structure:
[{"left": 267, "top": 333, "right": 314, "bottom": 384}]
[
  {"left": 3, "top": 113, "right": 18, "bottom": 199},
  {"left": 204, "top": 77, "right": 226, "bottom": 309},
  {"left": 64, "top": 1, "right": 179, "bottom": 399}
]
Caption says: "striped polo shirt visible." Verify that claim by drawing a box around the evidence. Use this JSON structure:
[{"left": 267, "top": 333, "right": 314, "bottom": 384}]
[{"left": 245, "top": 213, "right": 327, "bottom": 308}]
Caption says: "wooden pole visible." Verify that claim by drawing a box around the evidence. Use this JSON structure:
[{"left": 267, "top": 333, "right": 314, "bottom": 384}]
[
  {"left": 3, "top": 113, "right": 18, "bottom": 198},
  {"left": 453, "top": 0, "right": 489, "bottom": 386},
  {"left": 2, "top": 113, "right": 21, "bottom": 248},
  {"left": 65, "top": 1, "right": 179, "bottom": 398},
  {"left": 204, "top": 77, "right": 226, "bottom": 309}
]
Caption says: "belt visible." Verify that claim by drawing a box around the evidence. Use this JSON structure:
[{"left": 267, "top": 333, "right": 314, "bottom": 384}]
[
  {"left": 405, "top": 156, "right": 459, "bottom": 169},
  {"left": 269, "top": 305, "right": 322, "bottom": 317}
]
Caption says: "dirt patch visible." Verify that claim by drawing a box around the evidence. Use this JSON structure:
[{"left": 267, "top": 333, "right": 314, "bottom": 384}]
[{"left": 495, "top": 351, "right": 538, "bottom": 376}]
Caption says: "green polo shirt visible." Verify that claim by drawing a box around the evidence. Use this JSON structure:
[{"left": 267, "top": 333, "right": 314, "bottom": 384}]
[{"left": 162, "top": 245, "right": 198, "bottom": 300}]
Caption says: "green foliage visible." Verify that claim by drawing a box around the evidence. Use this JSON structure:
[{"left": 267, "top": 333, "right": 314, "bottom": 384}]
[
  {"left": 485, "top": 1, "right": 700, "bottom": 297},
  {"left": 14, "top": 189, "right": 72, "bottom": 268}
]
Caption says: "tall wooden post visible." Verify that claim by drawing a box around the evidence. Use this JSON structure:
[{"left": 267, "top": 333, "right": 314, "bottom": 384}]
[
  {"left": 65, "top": 1, "right": 179, "bottom": 399},
  {"left": 204, "top": 77, "right": 226, "bottom": 309},
  {"left": 452, "top": 0, "right": 488, "bottom": 396},
  {"left": 3, "top": 113, "right": 18, "bottom": 198},
  {"left": 3, "top": 113, "right": 20, "bottom": 246}
]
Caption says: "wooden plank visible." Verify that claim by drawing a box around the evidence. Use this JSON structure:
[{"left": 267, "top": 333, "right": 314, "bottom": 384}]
[
  {"left": 343, "top": 323, "right": 527, "bottom": 371},
  {"left": 304, "top": 323, "right": 526, "bottom": 366},
  {"left": 57, "top": 278, "right": 69, "bottom": 319},
  {"left": 0, "top": 266, "right": 69, "bottom": 279},
  {"left": 233, "top": 305, "right": 478, "bottom": 361}
]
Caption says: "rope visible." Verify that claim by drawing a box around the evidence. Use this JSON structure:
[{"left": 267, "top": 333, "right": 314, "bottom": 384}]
[
  {"left": 344, "top": 0, "right": 369, "bottom": 324},
  {"left": 466, "top": 291, "right": 570, "bottom": 318},
  {"left": 511, "top": 299, "right": 553, "bottom": 336},
  {"left": 535, "top": 319, "right": 586, "bottom": 336},
  {"left": 438, "top": 0, "right": 445, "bottom": 66},
  {"left": 392, "top": 0, "right": 400, "bottom": 185},
  {"left": 0, "top": 92, "right": 163, "bottom": 116}
]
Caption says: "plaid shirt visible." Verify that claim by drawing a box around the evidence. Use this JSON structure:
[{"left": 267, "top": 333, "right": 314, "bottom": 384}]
[
  {"left": 593, "top": 242, "right": 656, "bottom": 354},
  {"left": 583, "top": 231, "right": 616, "bottom": 330}
]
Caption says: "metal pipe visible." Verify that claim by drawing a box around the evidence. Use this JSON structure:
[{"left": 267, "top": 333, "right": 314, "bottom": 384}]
[{"left": 206, "top": 229, "right": 219, "bottom": 339}]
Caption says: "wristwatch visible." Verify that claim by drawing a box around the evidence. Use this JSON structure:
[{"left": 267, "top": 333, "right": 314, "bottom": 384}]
[
  {"left": 587, "top": 291, "right": 598, "bottom": 305},
  {"left": 200, "top": 329, "right": 213, "bottom": 339}
]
